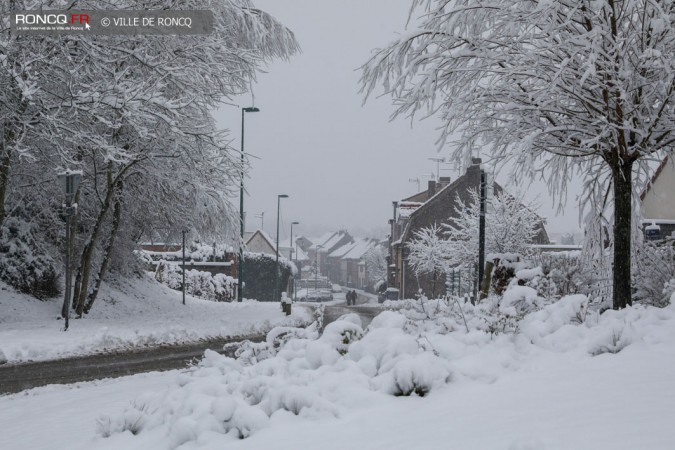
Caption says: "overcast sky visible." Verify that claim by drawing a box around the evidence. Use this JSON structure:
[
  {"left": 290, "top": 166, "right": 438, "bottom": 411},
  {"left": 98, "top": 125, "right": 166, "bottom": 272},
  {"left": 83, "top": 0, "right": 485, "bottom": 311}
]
[{"left": 215, "top": 0, "right": 583, "bottom": 241}]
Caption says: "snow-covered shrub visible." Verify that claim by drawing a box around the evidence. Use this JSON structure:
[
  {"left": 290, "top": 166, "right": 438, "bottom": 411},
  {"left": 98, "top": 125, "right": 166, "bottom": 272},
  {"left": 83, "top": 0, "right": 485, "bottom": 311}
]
[
  {"left": 0, "top": 217, "right": 59, "bottom": 299},
  {"left": 521, "top": 251, "right": 583, "bottom": 300},
  {"left": 588, "top": 321, "right": 638, "bottom": 356},
  {"left": 489, "top": 253, "right": 528, "bottom": 296},
  {"left": 377, "top": 352, "right": 452, "bottom": 397},
  {"left": 321, "top": 315, "right": 364, "bottom": 355},
  {"left": 154, "top": 262, "right": 235, "bottom": 301},
  {"left": 241, "top": 252, "right": 295, "bottom": 301},
  {"left": 633, "top": 241, "right": 674, "bottom": 307}
]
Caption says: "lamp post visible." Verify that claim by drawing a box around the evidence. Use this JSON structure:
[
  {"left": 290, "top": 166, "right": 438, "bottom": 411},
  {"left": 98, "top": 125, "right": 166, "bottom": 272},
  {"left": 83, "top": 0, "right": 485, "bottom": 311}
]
[
  {"left": 290, "top": 221, "right": 299, "bottom": 300},
  {"left": 238, "top": 106, "right": 260, "bottom": 303},
  {"left": 314, "top": 244, "right": 324, "bottom": 293},
  {"left": 274, "top": 194, "right": 289, "bottom": 301},
  {"left": 58, "top": 170, "right": 82, "bottom": 331}
]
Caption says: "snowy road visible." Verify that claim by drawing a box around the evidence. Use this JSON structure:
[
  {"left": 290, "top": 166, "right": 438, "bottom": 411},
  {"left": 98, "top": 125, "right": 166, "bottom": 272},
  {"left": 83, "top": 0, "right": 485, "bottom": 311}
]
[
  {"left": 0, "top": 333, "right": 267, "bottom": 395},
  {"left": 0, "top": 301, "right": 382, "bottom": 395}
]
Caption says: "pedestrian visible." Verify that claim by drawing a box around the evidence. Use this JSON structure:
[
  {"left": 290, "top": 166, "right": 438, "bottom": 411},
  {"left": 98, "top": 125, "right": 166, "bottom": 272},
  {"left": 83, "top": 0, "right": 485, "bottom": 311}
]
[
  {"left": 346, "top": 290, "right": 353, "bottom": 306},
  {"left": 351, "top": 290, "right": 357, "bottom": 306}
]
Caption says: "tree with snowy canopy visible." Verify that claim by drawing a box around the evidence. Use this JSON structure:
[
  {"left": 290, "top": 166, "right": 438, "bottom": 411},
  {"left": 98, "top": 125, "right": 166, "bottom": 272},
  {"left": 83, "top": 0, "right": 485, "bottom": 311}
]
[
  {"left": 407, "top": 224, "right": 449, "bottom": 299},
  {"left": 363, "top": 245, "right": 387, "bottom": 289},
  {"left": 361, "top": 0, "right": 675, "bottom": 310},
  {"left": 0, "top": 0, "right": 299, "bottom": 310},
  {"left": 408, "top": 189, "right": 541, "bottom": 297}
]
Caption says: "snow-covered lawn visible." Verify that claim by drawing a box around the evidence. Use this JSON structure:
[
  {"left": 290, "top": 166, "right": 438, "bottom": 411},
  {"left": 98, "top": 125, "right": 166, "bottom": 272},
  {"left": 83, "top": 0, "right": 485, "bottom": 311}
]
[
  {"left": 1, "top": 293, "right": 674, "bottom": 450},
  {"left": 0, "top": 277, "right": 312, "bottom": 364}
]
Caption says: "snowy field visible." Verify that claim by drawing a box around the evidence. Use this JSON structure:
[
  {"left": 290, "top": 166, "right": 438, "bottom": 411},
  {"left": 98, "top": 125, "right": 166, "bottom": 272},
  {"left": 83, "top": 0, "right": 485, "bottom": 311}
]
[
  {"left": 1, "top": 292, "right": 674, "bottom": 450},
  {"left": 0, "top": 277, "right": 312, "bottom": 364}
]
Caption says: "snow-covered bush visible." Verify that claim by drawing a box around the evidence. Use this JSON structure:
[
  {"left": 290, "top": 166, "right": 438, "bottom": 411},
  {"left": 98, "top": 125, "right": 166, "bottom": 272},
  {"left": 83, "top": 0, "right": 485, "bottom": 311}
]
[
  {"left": 0, "top": 217, "right": 59, "bottom": 299},
  {"left": 98, "top": 309, "right": 456, "bottom": 445},
  {"left": 154, "top": 262, "right": 235, "bottom": 301},
  {"left": 241, "top": 252, "right": 296, "bottom": 301},
  {"left": 518, "top": 252, "right": 583, "bottom": 301},
  {"left": 633, "top": 241, "right": 674, "bottom": 307},
  {"left": 97, "top": 285, "right": 675, "bottom": 448}
]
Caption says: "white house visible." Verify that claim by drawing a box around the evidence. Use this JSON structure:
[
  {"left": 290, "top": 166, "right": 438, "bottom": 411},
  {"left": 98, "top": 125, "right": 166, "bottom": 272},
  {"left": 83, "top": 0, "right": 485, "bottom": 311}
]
[{"left": 641, "top": 157, "right": 675, "bottom": 240}]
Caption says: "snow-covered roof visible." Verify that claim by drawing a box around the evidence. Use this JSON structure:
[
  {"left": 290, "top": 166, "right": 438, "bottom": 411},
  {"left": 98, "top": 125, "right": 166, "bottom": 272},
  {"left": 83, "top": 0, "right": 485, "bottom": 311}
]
[
  {"left": 329, "top": 241, "right": 357, "bottom": 258},
  {"left": 245, "top": 229, "right": 277, "bottom": 251},
  {"left": 342, "top": 239, "right": 375, "bottom": 260},
  {"left": 321, "top": 232, "right": 349, "bottom": 251},
  {"left": 308, "top": 232, "right": 336, "bottom": 250},
  {"left": 398, "top": 201, "right": 423, "bottom": 219}
]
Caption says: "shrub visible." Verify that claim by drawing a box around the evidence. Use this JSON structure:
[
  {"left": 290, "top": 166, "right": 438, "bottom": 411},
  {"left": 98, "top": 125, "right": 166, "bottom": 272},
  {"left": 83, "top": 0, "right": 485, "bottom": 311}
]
[{"left": 0, "top": 217, "right": 60, "bottom": 299}]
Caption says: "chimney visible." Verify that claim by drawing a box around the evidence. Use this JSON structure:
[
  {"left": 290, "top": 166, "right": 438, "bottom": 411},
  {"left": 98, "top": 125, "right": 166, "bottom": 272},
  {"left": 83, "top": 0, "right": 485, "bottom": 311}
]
[
  {"left": 427, "top": 180, "right": 436, "bottom": 200},
  {"left": 439, "top": 176, "right": 451, "bottom": 188},
  {"left": 471, "top": 157, "right": 482, "bottom": 165}
]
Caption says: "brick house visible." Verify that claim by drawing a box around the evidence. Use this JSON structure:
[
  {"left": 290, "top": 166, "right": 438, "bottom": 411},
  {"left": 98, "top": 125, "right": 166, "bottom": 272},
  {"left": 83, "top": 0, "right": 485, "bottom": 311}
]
[
  {"left": 308, "top": 230, "right": 354, "bottom": 277},
  {"left": 340, "top": 239, "right": 377, "bottom": 289},
  {"left": 389, "top": 158, "right": 549, "bottom": 299}
]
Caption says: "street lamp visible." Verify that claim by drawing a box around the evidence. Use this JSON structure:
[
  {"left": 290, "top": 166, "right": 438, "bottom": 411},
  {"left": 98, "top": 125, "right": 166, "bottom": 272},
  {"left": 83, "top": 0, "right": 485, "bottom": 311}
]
[
  {"left": 314, "top": 244, "right": 324, "bottom": 293},
  {"left": 238, "top": 106, "right": 260, "bottom": 303},
  {"left": 57, "top": 170, "right": 82, "bottom": 331},
  {"left": 290, "top": 221, "right": 299, "bottom": 300},
  {"left": 274, "top": 194, "right": 289, "bottom": 301}
]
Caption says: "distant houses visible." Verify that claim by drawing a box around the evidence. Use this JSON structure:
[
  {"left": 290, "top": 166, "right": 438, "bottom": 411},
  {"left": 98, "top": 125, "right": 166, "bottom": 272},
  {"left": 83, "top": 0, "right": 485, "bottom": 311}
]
[{"left": 283, "top": 230, "right": 385, "bottom": 290}]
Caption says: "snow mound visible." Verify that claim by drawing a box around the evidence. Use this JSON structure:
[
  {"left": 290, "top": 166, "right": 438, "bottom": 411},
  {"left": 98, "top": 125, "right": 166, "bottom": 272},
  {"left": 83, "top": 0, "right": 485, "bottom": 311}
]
[{"left": 97, "top": 284, "right": 675, "bottom": 448}]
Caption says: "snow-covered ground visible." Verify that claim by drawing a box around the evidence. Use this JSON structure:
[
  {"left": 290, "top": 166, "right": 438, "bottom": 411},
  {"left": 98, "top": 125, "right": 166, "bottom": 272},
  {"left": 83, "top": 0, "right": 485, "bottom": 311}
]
[
  {"left": 1, "top": 292, "right": 674, "bottom": 450},
  {"left": 0, "top": 277, "right": 312, "bottom": 364}
]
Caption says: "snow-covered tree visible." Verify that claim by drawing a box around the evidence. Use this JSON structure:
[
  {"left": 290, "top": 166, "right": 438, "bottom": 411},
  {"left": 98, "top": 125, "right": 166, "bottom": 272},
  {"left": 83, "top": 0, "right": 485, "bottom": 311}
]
[
  {"left": 444, "top": 189, "right": 541, "bottom": 268},
  {"left": 363, "top": 244, "right": 387, "bottom": 289},
  {"left": 408, "top": 189, "right": 541, "bottom": 296},
  {"left": 361, "top": 0, "right": 675, "bottom": 309},
  {"left": 0, "top": 0, "right": 299, "bottom": 311},
  {"left": 407, "top": 224, "right": 448, "bottom": 298}
]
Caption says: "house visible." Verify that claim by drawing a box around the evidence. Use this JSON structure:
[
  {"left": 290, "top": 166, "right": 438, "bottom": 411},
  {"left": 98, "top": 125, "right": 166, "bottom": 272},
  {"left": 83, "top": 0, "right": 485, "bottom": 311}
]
[
  {"left": 308, "top": 230, "right": 354, "bottom": 276},
  {"left": 389, "top": 158, "right": 549, "bottom": 299},
  {"left": 326, "top": 240, "right": 357, "bottom": 284},
  {"left": 340, "top": 238, "right": 378, "bottom": 289},
  {"left": 277, "top": 237, "right": 310, "bottom": 272},
  {"left": 641, "top": 157, "right": 675, "bottom": 240},
  {"left": 245, "top": 229, "right": 277, "bottom": 256}
]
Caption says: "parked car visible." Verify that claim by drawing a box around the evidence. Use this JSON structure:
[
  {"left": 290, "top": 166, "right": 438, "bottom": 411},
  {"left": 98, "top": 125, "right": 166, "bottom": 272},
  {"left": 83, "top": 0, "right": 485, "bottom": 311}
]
[{"left": 297, "top": 288, "right": 334, "bottom": 302}]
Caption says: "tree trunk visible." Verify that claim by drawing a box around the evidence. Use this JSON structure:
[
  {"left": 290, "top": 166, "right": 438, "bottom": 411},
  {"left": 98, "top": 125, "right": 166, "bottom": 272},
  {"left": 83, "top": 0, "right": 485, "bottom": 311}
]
[
  {"left": 612, "top": 159, "right": 634, "bottom": 310},
  {"left": 0, "top": 121, "right": 14, "bottom": 234},
  {"left": 84, "top": 196, "right": 122, "bottom": 314},
  {"left": 480, "top": 260, "right": 494, "bottom": 300},
  {"left": 73, "top": 165, "right": 116, "bottom": 316}
]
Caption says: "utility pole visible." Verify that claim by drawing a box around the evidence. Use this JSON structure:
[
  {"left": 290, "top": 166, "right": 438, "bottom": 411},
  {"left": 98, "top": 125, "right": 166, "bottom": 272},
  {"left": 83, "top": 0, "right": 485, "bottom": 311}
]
[
  {"left": 274, "top": 194, "right": 288, "bottom": 302},
  {"left": 182, "top": 229, "right": 186, "bottom": 305},
  {"left": 238, "top": 106, "right": 260, "bottom": 303},
  {"left": 477, "top": 169, "right": 487, "bottom": 302}
]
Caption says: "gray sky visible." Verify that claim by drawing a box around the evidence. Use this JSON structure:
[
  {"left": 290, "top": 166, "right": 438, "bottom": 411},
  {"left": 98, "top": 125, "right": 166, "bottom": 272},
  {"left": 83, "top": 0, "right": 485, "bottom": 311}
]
[{"left": 215, "top": 0, "right": 582, "bottom": 241}]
